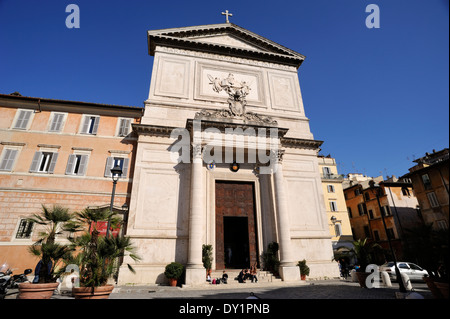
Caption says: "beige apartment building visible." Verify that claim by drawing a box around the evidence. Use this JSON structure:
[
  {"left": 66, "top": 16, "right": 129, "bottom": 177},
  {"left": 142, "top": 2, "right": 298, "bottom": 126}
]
[
  {"left": 0, "top": 92, "right": 143, "bottom": 272},
  {"left": 318, "top": 155, "right": 353, "bottom": 257}
]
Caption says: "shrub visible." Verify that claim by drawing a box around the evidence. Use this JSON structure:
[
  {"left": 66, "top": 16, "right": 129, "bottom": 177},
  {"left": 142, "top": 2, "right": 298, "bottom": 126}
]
[
  {"left": 297, "top": 259, "right": 310, "bottom": 276},
  {"left": 164, "top": 262, "right": 184, "bottom": 280}
]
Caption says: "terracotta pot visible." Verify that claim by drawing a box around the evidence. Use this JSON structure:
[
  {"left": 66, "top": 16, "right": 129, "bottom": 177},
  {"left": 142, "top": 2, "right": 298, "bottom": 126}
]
[
  {"left": 72, "top": 285, "right": 114, "bottom": 299},
  {"left": 355, "top": 272, "right": 371, "bottom": 288},
  {"left": 169, "top": 278, "right": 177, "bottom": 287},
  {"left": 18, "top": 282, "right": 59, "bottom": 299},
  {"left": 423, "top": 276, "right": 444, "bottom": 299},
  {"left": 301, "top": 274, "right": 306, "bottom": 280},
  {"left": 435, "top": 282, "right": 449, "bottom": 299}
]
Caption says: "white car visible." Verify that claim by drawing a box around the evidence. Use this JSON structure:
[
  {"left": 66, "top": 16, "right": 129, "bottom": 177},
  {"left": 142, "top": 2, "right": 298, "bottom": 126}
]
[{"left": 379, "top": 262, "right": 428, "bottom": 281}]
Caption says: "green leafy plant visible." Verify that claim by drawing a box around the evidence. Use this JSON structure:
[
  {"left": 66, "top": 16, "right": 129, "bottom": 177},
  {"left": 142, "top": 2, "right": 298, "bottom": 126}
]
[
  {"left": 297, "top": 259, "right": 310, "bottom": 276},
  {"left": 27, "top": 205, "right": 75, "bottom": 283},
  {"left": 164, "top": 262, "right": 184, "bottom": 280},
  {"left": 262, "top": 242, "right": 280, "bottom": 276},
  {"left": 202, "top": 244, "right": 213, "bottom": 271},
  {"left": 352, "top": 238, "right": 380, "bottom": 272},
  {"left": 65, "top": 207, "right": 140, "bottom": 288}
]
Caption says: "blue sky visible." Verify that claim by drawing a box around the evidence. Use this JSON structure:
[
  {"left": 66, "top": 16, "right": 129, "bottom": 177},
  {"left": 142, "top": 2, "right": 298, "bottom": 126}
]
[{"left": 0, "top": 0, "right": 448, "bottom": 178}]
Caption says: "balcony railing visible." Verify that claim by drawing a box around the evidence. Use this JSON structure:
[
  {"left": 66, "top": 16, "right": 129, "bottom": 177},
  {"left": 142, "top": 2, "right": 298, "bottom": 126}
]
[{"left": 321, "top": 173, "right": 345, "bottom": 180}]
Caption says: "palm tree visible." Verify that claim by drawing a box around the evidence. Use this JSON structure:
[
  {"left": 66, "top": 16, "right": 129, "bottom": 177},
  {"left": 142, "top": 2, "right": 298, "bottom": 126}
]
[
  {"left": 352, "top": 238, "right": 381, "bottom": 272},
  {"left": 27, "top": 205, "right": 75, "bottom": 283},
  {"left": 66, "top": 207, "right": 140, "bottom": 288}
]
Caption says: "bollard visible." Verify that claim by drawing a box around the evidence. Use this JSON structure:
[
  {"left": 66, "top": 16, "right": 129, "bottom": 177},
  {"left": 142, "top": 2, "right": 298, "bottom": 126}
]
[
  {"left": 400, "top": 273, "right": 412, "bottom": 290},
  {"left": 350, "top": 269, "right": 358, "bottom": 282},
  {"left": 380, "top": 271, "right": 392, "bottom": 287}
]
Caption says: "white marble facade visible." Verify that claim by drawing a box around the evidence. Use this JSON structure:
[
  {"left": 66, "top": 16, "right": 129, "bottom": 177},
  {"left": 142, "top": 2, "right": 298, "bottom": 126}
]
[{"left": 118, "top": 23, "right": 339, "bottom": 285}]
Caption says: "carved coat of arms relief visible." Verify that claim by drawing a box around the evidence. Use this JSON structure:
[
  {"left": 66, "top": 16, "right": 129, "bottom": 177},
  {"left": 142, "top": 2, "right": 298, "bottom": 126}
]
[
  {"left": 207, "top": 73, "right": 251, "bottom": 117},
  {"left": 201, "top": 72, "right": 276, "bottom": 125}
]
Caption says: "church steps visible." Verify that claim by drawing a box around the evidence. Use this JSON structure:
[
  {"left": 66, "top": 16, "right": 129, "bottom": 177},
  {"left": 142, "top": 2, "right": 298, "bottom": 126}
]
[{"left": 208, "top": 269, "right": 282, "bottom": 285}]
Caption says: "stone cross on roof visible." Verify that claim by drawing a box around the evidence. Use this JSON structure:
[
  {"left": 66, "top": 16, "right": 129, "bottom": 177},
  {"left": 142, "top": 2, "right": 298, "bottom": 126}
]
[{"left": 221, "top": 10, "right": 233, "bottom": 23}]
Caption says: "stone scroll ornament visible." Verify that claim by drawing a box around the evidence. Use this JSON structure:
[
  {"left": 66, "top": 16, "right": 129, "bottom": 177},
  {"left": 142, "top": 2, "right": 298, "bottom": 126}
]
[{"left": 207, "top": 73, "right": 251, "bottom": 116}]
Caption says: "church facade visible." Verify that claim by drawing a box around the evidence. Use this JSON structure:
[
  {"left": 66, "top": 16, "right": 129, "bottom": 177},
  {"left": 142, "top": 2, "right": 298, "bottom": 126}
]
[{"left": 118, "top": 22, "right": 339, "bottom": 285}]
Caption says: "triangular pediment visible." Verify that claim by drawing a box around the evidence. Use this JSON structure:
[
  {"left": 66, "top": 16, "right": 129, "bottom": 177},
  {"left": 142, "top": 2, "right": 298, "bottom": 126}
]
[
  {"left": 189, "top": 34, "right": 270, "bottom": 53},
  {"left": 147, "top": 23, "right": 305, "bottom": 68}
]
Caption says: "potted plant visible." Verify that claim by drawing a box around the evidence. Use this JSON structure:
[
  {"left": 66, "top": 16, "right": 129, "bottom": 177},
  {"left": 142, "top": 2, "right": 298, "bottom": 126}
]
[
  {"left": 297, "top": 259, "right": 310, "bottom": 280},
  {"left": 18, "top": 205, "right": 75, "bottom": 299},
  {"left": 261, "top": 242, "right": 280, "bottom": 276},
  {"left": 352, "top": 238, "right": 380, "bottom": 288},
  {"left": 66, "top": 207, "right": 140, "bottom": 299},
  {"left": 164, "top": 262, "right": 184, "bottom": 287},
  {"left": 202, "top": 244, "right": 213, "bottom": 278}
]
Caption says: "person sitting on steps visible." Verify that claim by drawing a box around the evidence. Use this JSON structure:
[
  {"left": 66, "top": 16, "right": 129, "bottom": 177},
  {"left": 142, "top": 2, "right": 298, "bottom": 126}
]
[
  {"left": 244, "top": 268, "right": 252, "bottom": 281},
  {"left": 237, "top": 269, "right": 246, "bottom": 283},
  {"left": 221, "top": 270, "right": 228, "bottom": 284},
  {"left": 250, "top": 265, "right": 258, "bottom": 283}
]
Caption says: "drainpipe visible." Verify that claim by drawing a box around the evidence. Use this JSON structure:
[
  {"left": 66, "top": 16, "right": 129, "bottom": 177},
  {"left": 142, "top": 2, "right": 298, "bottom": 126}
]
[{"left": 36, "top": 98, "right": 42, "bottom": 113}]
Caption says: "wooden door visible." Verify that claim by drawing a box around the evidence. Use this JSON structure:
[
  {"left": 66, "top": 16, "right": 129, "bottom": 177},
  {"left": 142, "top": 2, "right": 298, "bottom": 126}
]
[{"left": 215, "top": 181, "right": 259, "bottom": 269}]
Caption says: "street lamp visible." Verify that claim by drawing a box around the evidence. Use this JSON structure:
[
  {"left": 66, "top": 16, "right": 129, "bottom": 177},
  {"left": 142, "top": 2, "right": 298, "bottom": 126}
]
[
  {"left": 106, "top": 165, "right": 123, "bottom": 238},
  {"left": 369, "top": 180, "right": 407, "bottom": 293},
  {"left": 330, "top": 216, "right": 337, "bottom": 224}
]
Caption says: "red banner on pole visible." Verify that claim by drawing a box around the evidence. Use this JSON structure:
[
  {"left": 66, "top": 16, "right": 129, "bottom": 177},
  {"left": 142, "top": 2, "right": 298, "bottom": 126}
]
[{"left": 90, "top": 221, "right": 120, "bottom": 237}]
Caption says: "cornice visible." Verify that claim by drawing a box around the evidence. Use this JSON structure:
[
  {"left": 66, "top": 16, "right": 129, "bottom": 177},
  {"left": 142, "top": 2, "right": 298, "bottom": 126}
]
[
  {"left": 148, "top": 23, "right": 305, "bottom": 68},
  {"left": 281, "top": 137, "right": 323, "bottom": 150},
  {"left": 132, "top": 123, "right": 174, "bottom": 137},
  {"left": 0, "top": 94, "right": 144, "bottom": 118},
  {"left": 132, "top": 123, "right": 323, "bottom": 151}
]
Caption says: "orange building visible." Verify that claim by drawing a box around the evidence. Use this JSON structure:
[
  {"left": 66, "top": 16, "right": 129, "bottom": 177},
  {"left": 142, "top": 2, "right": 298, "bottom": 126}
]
[
  {"left": 403, "top": 148, "right": 449, "bottom": 230},
  {"left": 343, "top": 174, "right": 423, "bottom": 262},
  {"left": 0, "top": 92, "right": 143, "bottom": 273}
]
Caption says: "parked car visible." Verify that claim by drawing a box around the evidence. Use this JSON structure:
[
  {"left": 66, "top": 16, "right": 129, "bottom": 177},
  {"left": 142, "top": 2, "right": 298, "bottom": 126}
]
[{"left": 380, "top": 262, "right": 428, "bottom": 281}]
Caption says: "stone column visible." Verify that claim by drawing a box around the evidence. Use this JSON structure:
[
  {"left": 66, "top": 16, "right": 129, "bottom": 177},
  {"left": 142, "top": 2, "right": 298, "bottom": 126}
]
[
  {"left": 185, "top": 142, "right": 206, "bottom": 285},
  {"left": 273, "top": 149, "right": 300, "bottom": 281}
]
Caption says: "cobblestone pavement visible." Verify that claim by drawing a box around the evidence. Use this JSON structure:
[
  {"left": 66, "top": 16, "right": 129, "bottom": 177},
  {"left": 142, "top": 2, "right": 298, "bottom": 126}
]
[
  {"left": 3, "top": 279, "right": 434, "bottom": 300},
  {"left": 3, "top": 279, "right": 439, "bottom": 318},
  {"left": 106, "top": 279, "right": 433, "bottom": 299}
]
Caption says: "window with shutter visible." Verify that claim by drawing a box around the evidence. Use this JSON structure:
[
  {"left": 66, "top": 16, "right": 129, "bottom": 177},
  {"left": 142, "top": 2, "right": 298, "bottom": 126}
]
[
  {"left": 77, "top": 154, "right": 88, "bottom": 176},
  {"left": 373, "top": 230, "right": 380, "bottom": 241},
  {"left": 81, "top": 115, "right": 100, "bottom": 134},
  {"left": 427, "top": 192, "right": 439, "bottom": 207},
  {"left": 322, "top": 166, "right": 331, "bottom": 178},
  {"left": 121, "top": 158, "right": 129, "bottom": 178},
  {"left": 118, "top": 118, "right": 131, "bottom": 137},
  {"left": 66, "top": 154, "right": 88, "bottom": 176},
  {"left": 30, "top": 151, "right": 58, "bottom": 173},
  {"left": 104, "top": 156, "right": 129, "bottom": 178},
  {"left": 49, "top": 113, "right": 66, "bottom": 132},
  {"left": 104, "top": 157, "right": 114, "bottom": 177},
  {"left": 0, "top": 149, "right": 19, "bottom": 171},
  {"left": 13, "top": 109, "right": 33, "bottom": 129},
  {"left": 421, "top": 174, "right": 432, "bottom": 190},
  {"left": 358, "top": 203, "right": 367, "bottom": 215},
  {"left": 16, "top": 219, "right": 34, "bottom": 239},
  {"left": 330, "top": 201, "right": 338, "bottom": 212}
]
